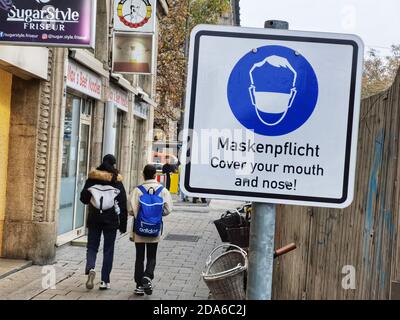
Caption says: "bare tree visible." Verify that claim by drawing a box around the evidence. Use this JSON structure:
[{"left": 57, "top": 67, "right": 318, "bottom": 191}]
[
  {"left": 155, "top": 0, "right": 231, "bottom": 138},
  {"left": 362, "top": 45, "right": 400, "bottom": 98}
]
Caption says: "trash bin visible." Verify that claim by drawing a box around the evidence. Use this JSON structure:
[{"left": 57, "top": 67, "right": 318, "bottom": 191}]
[
  {"left": 169, "top": 172, "right": 179, "bottom": 194},
  {"left": 156, "top": 173, "right": 179, "bottom": 194},
  {"left": 202, "top": 244, "right": 248, "bottom": 300}
]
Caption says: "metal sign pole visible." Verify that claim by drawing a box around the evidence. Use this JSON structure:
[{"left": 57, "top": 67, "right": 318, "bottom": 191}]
[
  {"left": 246, "top": 20, "right": 289, "bottom": 301},
  {"left": 246, "top": 202, "right": 277, "bottom": 300}
]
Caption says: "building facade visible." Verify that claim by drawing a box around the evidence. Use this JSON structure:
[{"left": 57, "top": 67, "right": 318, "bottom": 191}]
[{"left": 0, "top": 0, "right": 168, "bottom": 264}]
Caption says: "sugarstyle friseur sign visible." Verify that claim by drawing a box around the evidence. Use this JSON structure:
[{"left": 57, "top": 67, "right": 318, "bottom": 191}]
[{"left": 0, "top": 0, "right": 96, "bottom": 47}]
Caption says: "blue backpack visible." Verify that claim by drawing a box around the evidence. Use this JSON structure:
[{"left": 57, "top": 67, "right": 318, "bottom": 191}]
[{"left": 135, "top": 185, "right": 164, "bottom": 237}]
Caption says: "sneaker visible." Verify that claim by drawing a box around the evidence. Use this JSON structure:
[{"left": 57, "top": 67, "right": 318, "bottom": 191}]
[
  {"left": 86, "top": 269, "right": 96, "bottom": 290},
  {"left": 142, "top": 276, "right": 153, "bottom": 295},
  {"left": 134, "top": 286, "right": 144, "bottom": 296},
  {"left": 99, "top": 281, "right": 111, "bottom": 290}
]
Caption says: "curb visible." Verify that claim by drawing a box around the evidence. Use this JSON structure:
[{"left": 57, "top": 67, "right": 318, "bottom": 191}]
[{"left": 0, "top": 260, "right": 33, "bottom": 280}]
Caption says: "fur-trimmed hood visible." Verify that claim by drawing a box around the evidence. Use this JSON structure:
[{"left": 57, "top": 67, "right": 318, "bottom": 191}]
[{"left": 88, "top": 169, "right": 123, "bottom": 182}]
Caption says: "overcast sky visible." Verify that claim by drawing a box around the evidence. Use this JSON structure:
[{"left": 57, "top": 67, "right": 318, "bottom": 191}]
[{"left": 240, "top": 0, "right": 400, "bottom": 56}]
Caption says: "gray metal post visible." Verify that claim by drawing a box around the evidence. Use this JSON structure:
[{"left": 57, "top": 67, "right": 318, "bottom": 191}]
[
  {"left": 246, "top": 203, "right": 276, "bottom": 300},
  {"left": 246, "top": 20, "right": 289, "bottom": 301},
  {"left": 264, "top": 20, "right": 289, "bottom": 29}
]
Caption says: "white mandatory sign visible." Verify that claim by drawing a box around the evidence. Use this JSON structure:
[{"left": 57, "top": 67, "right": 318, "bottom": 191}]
[{"left": 180, "top": 24, "right": 364, "bottom": 208}]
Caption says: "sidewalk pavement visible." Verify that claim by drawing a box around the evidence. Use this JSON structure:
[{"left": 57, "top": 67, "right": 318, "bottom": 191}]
[
  {"left": 0, "top": 199, "right": 244, "bottom": 300},
  {"left": 0, "top": 259, "right": 32, "bottom": 280}
]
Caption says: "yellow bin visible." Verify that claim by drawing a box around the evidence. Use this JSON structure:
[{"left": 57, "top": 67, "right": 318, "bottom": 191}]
[
  {"left": 169, "top": 173, "right": 179, "bottom": 194},
  {"left": 156, "top": 173, "right": 179, "bottom": 194}
]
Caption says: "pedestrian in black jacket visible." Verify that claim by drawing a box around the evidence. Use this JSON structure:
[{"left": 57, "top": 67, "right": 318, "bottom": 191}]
[
  {"left": 80, "top": 154, "right": 127, "bottom": 290},
  {"left": 162, "top": 156, "right": 176, "bottom": 191}
]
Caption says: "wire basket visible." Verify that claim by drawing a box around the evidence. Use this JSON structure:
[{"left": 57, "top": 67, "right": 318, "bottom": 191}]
[{"left": 202, "top": 244, "right": 248, "bottom": 300}]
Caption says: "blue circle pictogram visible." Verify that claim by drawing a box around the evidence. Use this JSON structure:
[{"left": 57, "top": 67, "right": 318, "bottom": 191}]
[{"left": 227, "top": 45, "right": 319, "bottom": 136}]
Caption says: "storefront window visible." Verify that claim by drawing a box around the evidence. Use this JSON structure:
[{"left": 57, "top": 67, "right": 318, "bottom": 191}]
[{"left": 81, "top": 99, "right": 93, "bottom": 116}]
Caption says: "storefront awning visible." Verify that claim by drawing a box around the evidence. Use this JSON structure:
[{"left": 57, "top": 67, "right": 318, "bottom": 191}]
[{"left": 0, "top": 46, "right": 48, "bottom": 80}]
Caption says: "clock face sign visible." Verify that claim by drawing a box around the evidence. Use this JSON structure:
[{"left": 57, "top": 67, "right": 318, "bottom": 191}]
[{"left": 114, "top": 0, "right": 155, "bottom": 32}]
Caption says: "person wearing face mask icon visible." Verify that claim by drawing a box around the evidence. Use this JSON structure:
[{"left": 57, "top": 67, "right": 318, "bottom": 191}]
[{"left": 249, "top": 55, "right": 297, "bottom": 126}]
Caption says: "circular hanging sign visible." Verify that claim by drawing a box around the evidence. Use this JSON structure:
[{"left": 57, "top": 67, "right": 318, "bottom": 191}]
[{"left": 117, "top": 0, "right": 152, "bottom": 29}]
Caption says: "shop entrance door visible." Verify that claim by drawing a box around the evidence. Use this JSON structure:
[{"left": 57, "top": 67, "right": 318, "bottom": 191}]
[
  {"left": 58, "top": 96, "right": 92, "bottom": 245},
  {"left": 74, "top": 121, "right": 91, "bottom": 232}
]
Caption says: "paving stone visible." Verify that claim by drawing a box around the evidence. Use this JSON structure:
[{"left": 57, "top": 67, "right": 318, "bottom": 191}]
[
  {"left": 44, "top": 289, "right": 71, "bottom": 296},
  {"left": 112, "top": 294, "right": 135, "bottom": 300},
  {"left": 171, "top": 279, "right": 187, "bottom": 287},
  {"left": 154, "top": 281, "right": 174, "bottom": 290},
  {"left": 178, "top": 267, "right": 194, "bottom": 274},
  {"left": 181, "top": 286, "right": 198, "bottom": 294},
  {"left": 32, "top": 293, "right": 57, "bottom": 300},
  {"left": 166, "top": 285, "right": 185, "bottom": 292},
  {"left": 51, "top": 294, "right": 77, "bottom": 300},
  {"left": 65, "top": 291, "right": 84, "bottom": 300},
  {"left": 178, "top": 293, "right": 196, "bottom": 300},
  {"left": 173, "top": 273, "right": 192, "bottom": 281},
  {"left": 77, "top": 294, "right": 101, "bottom": 300},
  {"left": 160, "top": 294, "right": 179, "bottom": 300}
]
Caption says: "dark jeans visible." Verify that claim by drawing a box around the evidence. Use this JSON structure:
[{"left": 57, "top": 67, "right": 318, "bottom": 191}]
[
  {"left": 165, "top": 174, "right": 171, "bottom": 190},
  {"left": 193, "top": 197, "right": 207, "bottom": 203},
  {"left": 135, "top": 243, "right": 158, "bottom": 286},
  {"left": 85, "top": 226, "right": 117, "bottom": 283}
]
